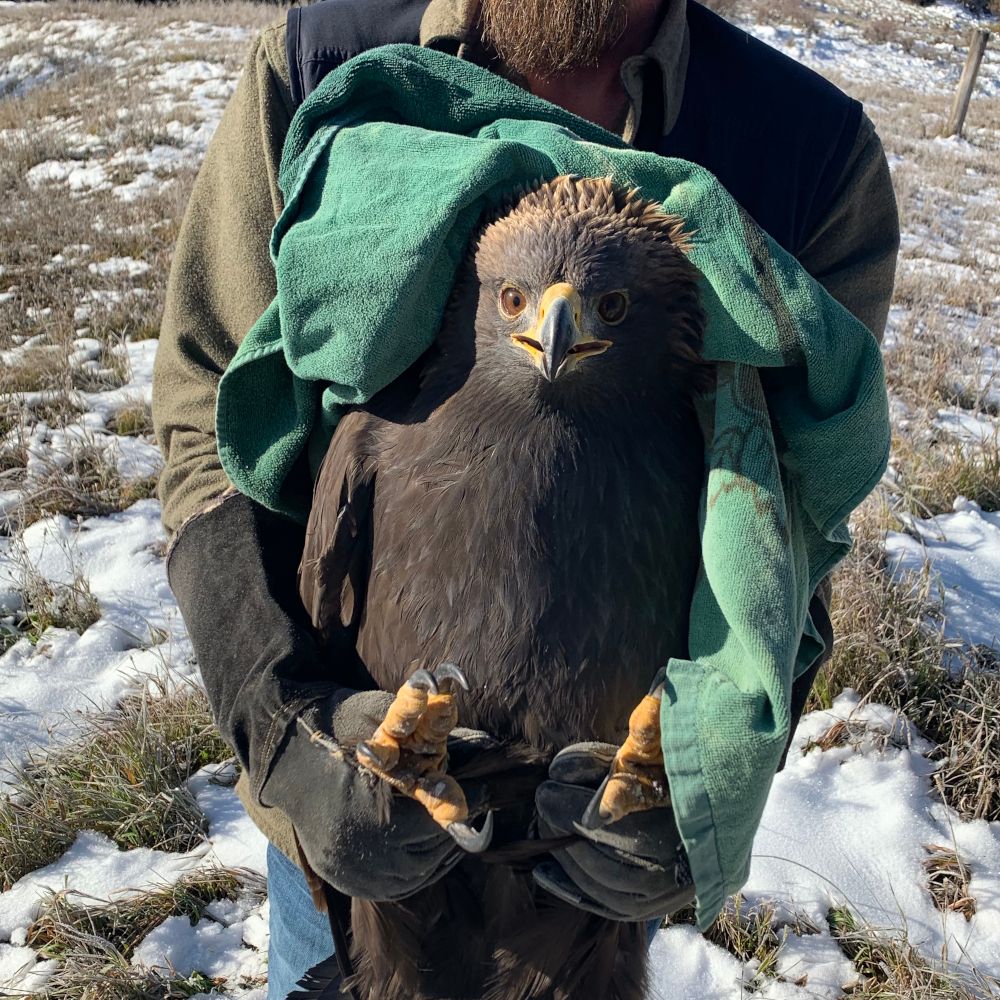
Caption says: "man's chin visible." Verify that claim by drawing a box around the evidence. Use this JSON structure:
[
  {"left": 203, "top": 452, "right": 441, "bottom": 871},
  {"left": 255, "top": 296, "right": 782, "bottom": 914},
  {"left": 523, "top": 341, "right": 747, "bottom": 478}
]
[{"left": 479, "top": 0, "right": 629, "bottom": 80}]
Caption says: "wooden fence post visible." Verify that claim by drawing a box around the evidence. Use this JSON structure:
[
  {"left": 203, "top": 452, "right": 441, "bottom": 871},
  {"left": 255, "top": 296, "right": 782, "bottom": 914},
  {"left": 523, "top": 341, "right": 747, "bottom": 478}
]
[{"left": 943, "top": 28, "right": 990, "bottom": 139}]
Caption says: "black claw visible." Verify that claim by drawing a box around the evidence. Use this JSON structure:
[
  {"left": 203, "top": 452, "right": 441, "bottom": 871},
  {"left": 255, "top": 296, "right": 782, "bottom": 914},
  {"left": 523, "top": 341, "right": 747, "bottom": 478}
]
[
  {"left": 647, "top": 667, "right": 668, "bottom": 698},
  {"left": 407, "top": 668, "right": 438, "bottom": 694},
  {"left": 579, "top": 776, "right": 612, "bottom": 831},
  {"left": 356, "top": 741, "right": 382, "bottom": 768},
  {"left": 435, "top": 662, "right": 469, "bottom": 692},
  {"left": 447, "top": 810, "right": 494, "bottom": 853}
]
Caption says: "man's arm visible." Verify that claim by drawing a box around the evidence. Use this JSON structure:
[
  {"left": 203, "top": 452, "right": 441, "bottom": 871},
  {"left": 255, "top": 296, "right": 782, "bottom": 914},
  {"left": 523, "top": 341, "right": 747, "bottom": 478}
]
[
  {"left": 798, "top": 112, "right": 900, "bottom": 342},
  {"left": 154, "top": 23, "right": 310, "bottom": 785},
  {"left": 153, "top": 22, "right": 294, "bottom": 536}
]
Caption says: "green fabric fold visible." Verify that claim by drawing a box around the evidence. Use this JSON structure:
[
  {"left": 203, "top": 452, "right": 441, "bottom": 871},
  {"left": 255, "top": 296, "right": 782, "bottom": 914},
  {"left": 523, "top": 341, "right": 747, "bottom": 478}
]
[{"left": 216, "top": 43, "right": 889, "bottom": 926}]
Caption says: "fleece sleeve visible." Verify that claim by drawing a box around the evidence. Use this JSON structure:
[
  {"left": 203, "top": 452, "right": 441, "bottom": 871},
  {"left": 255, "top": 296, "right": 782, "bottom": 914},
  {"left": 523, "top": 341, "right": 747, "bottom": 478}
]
[
  {"left": 797, "top": 112, "right": 900, "bottom": 343},
  {"left": 152, "top": 23, "right": 295, "bottom": 536}
]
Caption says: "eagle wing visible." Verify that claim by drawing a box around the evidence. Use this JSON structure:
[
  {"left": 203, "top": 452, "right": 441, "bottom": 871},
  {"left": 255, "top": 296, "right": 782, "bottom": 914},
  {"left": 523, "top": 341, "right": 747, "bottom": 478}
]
[{"left": 298, "top": 409, "right": 378, "bottom": 647}]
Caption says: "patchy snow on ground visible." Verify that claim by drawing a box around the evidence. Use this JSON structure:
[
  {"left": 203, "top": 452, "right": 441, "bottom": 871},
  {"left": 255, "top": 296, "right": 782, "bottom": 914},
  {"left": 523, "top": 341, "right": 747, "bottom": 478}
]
[
  {"left": 749, "top": 695, "right": 1000, "bottom": 979},
  {"left": 0, "top": 831, "right": 204, "bottom": 940},
  {"left": 2, "top": 6, "right": 254, "bottom": 200},
  {"left": 887, "top": 499, "right": 1000, "bottom": 650},
  {"left": 737, "top": 0, "right": 1000, "bottom": 97},
  {"left": 0, "top": 499, "right": 194, "bottom": 783}
]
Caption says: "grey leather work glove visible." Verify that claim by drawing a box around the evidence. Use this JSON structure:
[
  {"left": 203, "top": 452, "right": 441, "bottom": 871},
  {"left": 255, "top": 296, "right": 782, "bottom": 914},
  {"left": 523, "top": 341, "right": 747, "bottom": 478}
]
[
  {"left": 261, "top": 688, "right": 491, "bottom": 902},
  {"left": 167, "top": 493, "right": 493, "bottom": 903},
  {"left": 533, "top": 742, "right": 695, "bottom": 921}
]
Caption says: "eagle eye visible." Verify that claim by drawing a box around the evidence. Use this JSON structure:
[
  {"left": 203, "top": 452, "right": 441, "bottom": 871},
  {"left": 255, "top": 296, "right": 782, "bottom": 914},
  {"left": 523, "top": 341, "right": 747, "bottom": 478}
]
[
  {"left": 597, "top": 291, "right": 629, "bottom": 325},
  {"left": 499, "top": 285, "right": 527, "bottom": 319}
]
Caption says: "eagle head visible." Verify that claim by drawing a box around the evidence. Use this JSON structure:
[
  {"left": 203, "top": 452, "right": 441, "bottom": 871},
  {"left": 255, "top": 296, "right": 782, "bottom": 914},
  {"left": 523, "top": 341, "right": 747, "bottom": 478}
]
[{"left": 465, "top": 175, "right": 709, "bottom": 402}]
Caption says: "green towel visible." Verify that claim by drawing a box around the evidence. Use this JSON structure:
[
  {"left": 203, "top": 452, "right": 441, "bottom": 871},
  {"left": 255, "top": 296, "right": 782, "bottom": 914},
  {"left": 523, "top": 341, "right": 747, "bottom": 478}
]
[{"left": 216, "top": 44, "right": 889, "bottom": 926}]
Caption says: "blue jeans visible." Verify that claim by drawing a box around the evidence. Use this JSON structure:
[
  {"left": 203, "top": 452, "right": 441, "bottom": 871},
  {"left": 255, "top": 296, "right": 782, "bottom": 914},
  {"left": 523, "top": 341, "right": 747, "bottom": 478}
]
[
  {"left": 267, "top": 843, "right": 335, "bottom": 999},
  {"left": 266, "top": 842, "right": 662, "bottom": 999}
]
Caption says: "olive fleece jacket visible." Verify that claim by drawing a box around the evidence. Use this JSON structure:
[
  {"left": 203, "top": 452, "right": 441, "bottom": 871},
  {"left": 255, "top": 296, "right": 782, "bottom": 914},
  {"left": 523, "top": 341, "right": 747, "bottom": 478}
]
[{"left": 153, "top": 0, "right": 898, "bottom": 863}]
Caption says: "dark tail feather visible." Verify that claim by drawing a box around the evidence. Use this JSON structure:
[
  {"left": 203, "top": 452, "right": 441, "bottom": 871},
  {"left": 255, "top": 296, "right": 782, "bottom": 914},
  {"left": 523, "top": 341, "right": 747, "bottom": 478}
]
[
  {"left": 286, "top": 956, "right": 343, "bottom": 1000},
  {"left": 487, "top": 893, "right": 648, "bottom": 1000},
  {"left": 349, "top": 869, "right": 492, "bottom": 999}
]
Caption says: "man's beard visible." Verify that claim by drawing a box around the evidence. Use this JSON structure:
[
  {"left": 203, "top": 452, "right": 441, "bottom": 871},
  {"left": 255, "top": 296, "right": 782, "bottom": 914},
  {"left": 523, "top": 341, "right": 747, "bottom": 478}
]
[{"left": 479, "top": 0, "right": 630, "bottom": 80}]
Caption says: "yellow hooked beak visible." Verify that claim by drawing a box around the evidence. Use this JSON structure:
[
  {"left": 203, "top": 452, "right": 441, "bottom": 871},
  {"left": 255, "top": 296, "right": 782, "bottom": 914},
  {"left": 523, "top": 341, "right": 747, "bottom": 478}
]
[{"left": 511, "top": 283, "right": 612, "bottom": 381}]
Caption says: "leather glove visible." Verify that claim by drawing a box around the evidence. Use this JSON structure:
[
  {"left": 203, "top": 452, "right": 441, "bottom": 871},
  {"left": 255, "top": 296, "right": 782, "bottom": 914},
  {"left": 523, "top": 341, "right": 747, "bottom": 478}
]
[
  {"left": 260, "top": 688, "right": 490, "bottom": 901},
  {"left": 533, "top": 742, "right": 695, "bottom": 921},
  {"left": 166, "top": 492, "right": 490, "bottom": 901}
]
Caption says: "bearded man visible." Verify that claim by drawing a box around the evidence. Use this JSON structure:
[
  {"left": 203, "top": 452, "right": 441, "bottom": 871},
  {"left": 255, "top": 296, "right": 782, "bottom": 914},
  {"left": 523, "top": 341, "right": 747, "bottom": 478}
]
[{"left": 154, "top": 1, "right": 899, "bottom": 996}]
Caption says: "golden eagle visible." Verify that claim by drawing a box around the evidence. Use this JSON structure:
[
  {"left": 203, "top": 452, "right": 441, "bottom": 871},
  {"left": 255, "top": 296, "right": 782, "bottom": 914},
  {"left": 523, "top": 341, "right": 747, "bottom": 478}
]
[{"left": 295, "top": 175, "right": 709, "bottom": 1000}]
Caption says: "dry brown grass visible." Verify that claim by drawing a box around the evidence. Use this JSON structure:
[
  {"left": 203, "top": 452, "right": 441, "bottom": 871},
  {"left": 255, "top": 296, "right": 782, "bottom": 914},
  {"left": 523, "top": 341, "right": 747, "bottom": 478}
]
[
  {"left": 0, "top": 4, "right": 232, "bottom": 362},
  {"left": 702, "top": 897, "right": 786, "bottom": 987},
  {"left": 28, "top": 867, "right": 266, "bottom": 962},
  {"left": 0, "top": 678, "right": 232, "bottom": 890},
  {"left": 7, "top": 441, "right": 159, "bottom": 531},
  {"left": 107, "top": 401, "right": 154, "bottom": 438},
  {"left": 9, "top": 946, "right": 220, "bottom": 1000},
  {"left": 19, "top": 561, "right": 103, "bottom": 639},
  {"left": 923, "top": 844, "right": 976, "bottom": 921},
  {"left": 827, "top": 906, "right": 1000, "bottom": 997},
  {"left": 891, "top": 434, "right": 1000, "bottom": 516},
  {"left": 809, "top": 497, "right": 954, "bottom": 712}
]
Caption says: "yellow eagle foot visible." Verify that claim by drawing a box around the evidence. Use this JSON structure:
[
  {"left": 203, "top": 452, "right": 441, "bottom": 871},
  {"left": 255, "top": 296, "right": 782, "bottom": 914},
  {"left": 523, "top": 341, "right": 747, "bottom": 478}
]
[
  {"left": 582, "top": 673, "right": 670, "bottom": 830},
  {"left": 356, "top": 663, "right": 494, "bottom": 852}
]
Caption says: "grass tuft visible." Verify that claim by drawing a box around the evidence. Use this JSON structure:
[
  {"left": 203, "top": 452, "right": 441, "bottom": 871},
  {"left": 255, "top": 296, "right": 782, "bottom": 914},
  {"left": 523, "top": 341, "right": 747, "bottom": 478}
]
[
  {"left": 918, "top": 665, "right": 1000, "bottom": 822},
  {"left": 28, "top": 391, "right": 87, "bottom": 430},
  {"left": 108, "top": 402, "right": 154, "bottom": 438},
  {"left": 10, "top": 442, "right": 160, "bottom": 530},
  {"left": 827, "top": 907, "right": 1000, "bottom": 997},
  {"left": 922, "top": 845, "right": 976, "bottom": 921},
  {"left": 704, "top": 896, "right": 784, "bottom": 985},
  {"left": 891, "top": 435, "right": 1000, "bottom": 517},
  {"left": 0, "top": 679, "right": 233, "bottom": 890},
  {"left": 20, "top": 562, "right": 102, "bottom": 639},
  {"left": 809, "top": 498, "right": 956, "bottom": 715},
  {"left": 28, "top": 867, "right": 266, "bottom": 961},
  {"left": 682, "top": 896, "right": 822, "bottom": 990},
  {"left": 13, "top": 935, "right": 221, "bottom": 1000}
]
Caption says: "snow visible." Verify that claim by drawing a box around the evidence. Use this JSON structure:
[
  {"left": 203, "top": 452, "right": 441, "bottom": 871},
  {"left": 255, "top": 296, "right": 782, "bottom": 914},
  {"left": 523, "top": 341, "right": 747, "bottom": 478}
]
[
  {"left": 0, "top": 502, "right": 192, "bottom": 779},
  {"left": 887, "top": 500, "right": 1000, "bottom": 650},
  {"left": 132, "top": 915, "right": 267, "bottom": 983},
  {"left": 0, "top": 944, "right": 40, "bottom": 990},
  {"left": 737, "top": 1, "right": 1000, "bottom": 100},
  {"left": 746, "top": 695, "right": 1000, "bottom": 979},
  {"left": 25, "top": 158, "right": 110, "bottom": 193},
  {"left": 0, "top": 831, "right": 203, "bottom": 939},
  {"left": 648, "top": 924, "right": 747, "bottom": 997},
  {"left": 188, "top": 763, "right": 270, "bottom": 875},
  {"left": 934, "top": 407, "right": 1000, "bottom": 449},
  {"left": 772, "top": 932, "right": 858, "bottom": 996},
  {"left": 88, "top": 256, "right": 150, "bottom": 278}
]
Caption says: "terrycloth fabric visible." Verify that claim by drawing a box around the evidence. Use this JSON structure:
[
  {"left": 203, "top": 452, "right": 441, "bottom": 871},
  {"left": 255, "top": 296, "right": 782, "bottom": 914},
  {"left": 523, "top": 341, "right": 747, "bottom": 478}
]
[{"left": 215, "top": 44, "right": 889, "bottom": 926}]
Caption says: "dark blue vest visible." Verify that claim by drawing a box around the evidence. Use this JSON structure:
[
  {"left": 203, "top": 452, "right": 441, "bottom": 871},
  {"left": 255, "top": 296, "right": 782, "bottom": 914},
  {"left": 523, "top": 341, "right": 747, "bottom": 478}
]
[{"left": 285, "top": 0, "right": 861, "bottom": 258}]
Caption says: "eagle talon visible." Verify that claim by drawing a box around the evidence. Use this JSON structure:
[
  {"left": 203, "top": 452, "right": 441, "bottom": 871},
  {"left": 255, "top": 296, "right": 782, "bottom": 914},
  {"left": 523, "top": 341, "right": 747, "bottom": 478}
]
[
  {"left": 446, "top": 811, "right": 494, "bottom": 853},
  {"left": 435, "top": 661, "right": 469, "bottom": 692},
  {"left": 356, "top": 740, "right": 391, "bottom": 770},
  {"left": 407, "top": 668, "right": 439, "bottom": 694}
]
